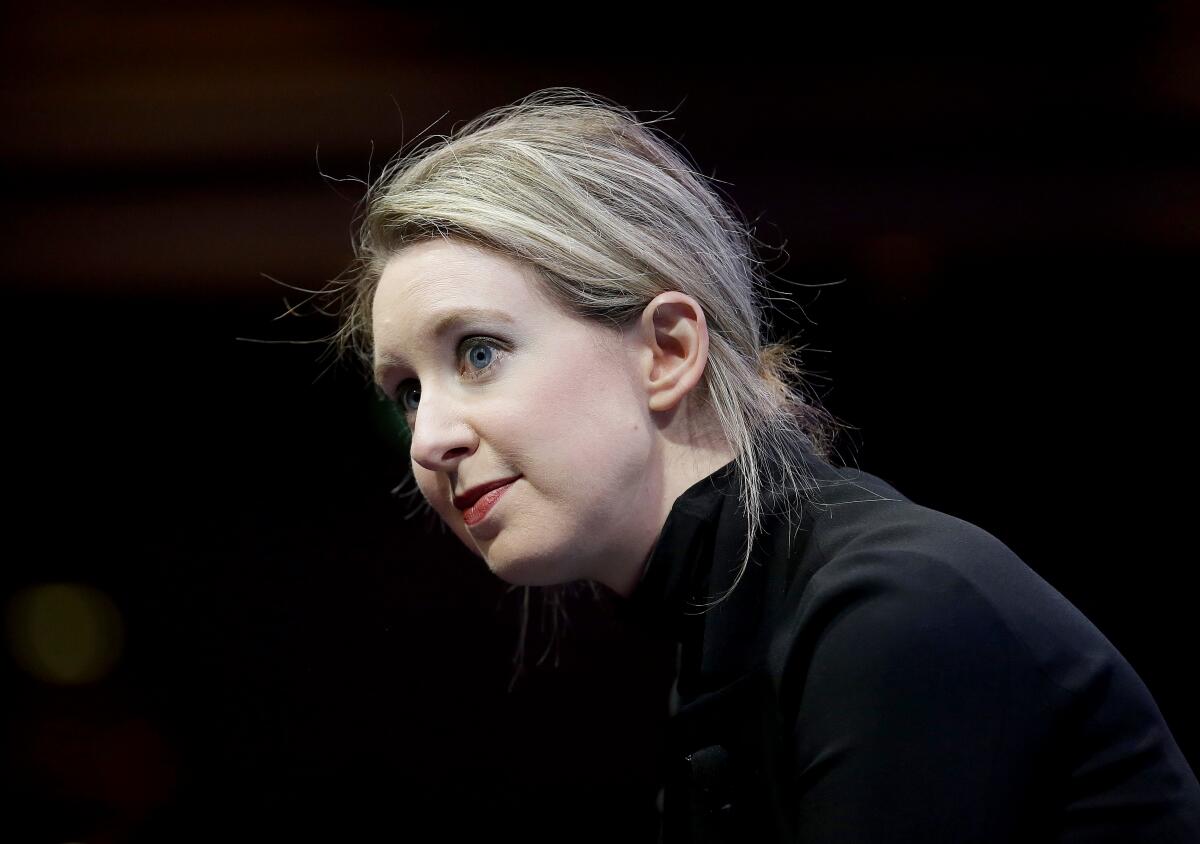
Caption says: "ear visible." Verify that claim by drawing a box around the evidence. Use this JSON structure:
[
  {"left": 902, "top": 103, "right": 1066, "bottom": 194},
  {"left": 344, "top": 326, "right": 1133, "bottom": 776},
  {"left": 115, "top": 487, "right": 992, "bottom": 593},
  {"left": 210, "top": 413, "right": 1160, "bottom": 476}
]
[{"left": 628, "top": 292, "right": 712, "bottom": 413}]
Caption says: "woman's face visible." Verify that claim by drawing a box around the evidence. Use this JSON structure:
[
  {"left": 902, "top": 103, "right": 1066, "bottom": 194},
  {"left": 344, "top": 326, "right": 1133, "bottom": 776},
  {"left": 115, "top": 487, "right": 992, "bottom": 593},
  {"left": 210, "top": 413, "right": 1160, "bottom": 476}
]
[{"left": 371, "top": 238, "right": 669, "bottom": 591}]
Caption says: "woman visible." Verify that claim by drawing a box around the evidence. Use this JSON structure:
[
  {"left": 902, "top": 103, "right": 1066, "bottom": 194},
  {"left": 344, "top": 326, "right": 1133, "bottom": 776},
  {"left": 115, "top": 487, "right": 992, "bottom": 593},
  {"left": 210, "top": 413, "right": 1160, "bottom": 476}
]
[{"left": 325, "top": 88, "right": 1200, "bottom": 841}]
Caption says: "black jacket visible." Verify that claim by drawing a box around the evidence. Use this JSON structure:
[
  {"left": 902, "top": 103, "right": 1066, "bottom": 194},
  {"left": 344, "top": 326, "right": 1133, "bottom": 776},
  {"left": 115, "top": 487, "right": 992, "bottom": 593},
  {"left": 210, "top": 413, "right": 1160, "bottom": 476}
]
[{"left": 623, "top": 445, "right": 1200, "bottom": 842}]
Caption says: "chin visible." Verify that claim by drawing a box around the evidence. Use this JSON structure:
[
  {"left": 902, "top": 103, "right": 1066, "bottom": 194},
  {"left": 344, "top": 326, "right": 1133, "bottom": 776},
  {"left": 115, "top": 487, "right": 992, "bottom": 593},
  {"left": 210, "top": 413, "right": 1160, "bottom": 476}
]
[{"left": 480, "top": 540, "right": 572, "bottom": 588}]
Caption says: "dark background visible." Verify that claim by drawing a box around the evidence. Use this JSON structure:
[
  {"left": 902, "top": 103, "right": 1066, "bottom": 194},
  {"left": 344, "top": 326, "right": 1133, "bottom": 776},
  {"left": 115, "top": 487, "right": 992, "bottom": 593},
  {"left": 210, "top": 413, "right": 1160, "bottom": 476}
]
[{"left": 3, "top": 4, "right": 1197, "bottom": 842}]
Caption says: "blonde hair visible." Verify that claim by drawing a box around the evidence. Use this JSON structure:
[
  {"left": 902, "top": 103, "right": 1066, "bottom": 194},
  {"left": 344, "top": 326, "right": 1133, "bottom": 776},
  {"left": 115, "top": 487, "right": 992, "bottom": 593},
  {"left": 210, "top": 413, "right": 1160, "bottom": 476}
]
[{"left": 324, "top": 87, "right": 840, "bottom": 683}]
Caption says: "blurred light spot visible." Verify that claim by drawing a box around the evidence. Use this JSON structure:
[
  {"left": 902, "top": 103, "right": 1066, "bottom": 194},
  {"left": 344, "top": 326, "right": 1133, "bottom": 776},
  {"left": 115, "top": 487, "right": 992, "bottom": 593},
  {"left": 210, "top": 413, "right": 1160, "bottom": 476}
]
[{"left": 6, "top": 582, "right": 124, "bottom": 684}]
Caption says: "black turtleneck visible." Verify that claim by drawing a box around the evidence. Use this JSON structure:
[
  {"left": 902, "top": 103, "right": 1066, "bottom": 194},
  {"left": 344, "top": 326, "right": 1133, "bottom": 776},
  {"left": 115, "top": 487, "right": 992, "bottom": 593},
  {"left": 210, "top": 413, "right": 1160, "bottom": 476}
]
[
  {"left": 620, "top": 445, "right": 1200, "bottom": 843},
  {"left": 624, "top": 456, "right": 740, "bottom": 640}
]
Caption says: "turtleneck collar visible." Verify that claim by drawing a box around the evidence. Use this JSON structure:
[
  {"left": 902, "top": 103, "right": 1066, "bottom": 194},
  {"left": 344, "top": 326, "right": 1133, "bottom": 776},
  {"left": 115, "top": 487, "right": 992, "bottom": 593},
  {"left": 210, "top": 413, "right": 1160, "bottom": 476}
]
[{"left": 620, "top": 458, "right": 743, "bottom": 640}]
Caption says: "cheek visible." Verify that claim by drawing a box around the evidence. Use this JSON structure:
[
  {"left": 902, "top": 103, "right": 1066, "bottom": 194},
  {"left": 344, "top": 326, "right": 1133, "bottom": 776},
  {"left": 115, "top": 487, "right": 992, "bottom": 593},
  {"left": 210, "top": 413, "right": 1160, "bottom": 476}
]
[
  {"left": 545, "top": 355, "right": 646, "bottom": 447},
  {"left": 507, "top": 356, "right": 649, "bottom": 499}
]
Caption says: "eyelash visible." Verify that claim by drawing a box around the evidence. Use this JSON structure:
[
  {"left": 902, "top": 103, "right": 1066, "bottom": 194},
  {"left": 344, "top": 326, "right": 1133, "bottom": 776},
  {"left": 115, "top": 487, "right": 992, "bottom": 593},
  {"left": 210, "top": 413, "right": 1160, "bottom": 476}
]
[{"left": 393, "top": 335, "right": 505, "bottom": 415}]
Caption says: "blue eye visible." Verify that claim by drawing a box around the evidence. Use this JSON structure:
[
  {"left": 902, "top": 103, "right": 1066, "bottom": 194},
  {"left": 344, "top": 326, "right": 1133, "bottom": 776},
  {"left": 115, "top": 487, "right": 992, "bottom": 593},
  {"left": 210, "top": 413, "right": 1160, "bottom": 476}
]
[
  {"left": 465, "top": 342, "right": 494, "bottom": 371},
  {"left": 398, "top": 382, "right": 421, "bottom": 413},
  {"left": 392, "top": 336, "right": 504, "bottom": 417}
]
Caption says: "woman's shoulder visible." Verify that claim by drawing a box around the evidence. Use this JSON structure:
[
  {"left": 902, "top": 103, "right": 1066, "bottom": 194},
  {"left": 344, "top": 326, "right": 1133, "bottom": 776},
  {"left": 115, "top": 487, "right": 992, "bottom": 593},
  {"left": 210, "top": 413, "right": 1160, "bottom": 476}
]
[
  {"left": 777, "top": 450, "right": 1115, "bottom": 692},
  {"left": 761, "top": 450, "right": 1200, "bottom": 838},
  {"left": 760, "top": 447, "right": 1169, "bottom": 735}
]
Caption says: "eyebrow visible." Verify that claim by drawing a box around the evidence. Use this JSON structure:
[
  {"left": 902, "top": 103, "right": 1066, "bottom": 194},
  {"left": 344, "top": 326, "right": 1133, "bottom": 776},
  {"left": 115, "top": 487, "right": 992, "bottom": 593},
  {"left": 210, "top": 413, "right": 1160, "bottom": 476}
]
[{"left": 373, "top": 307, "right": 516, "bottom": 383}]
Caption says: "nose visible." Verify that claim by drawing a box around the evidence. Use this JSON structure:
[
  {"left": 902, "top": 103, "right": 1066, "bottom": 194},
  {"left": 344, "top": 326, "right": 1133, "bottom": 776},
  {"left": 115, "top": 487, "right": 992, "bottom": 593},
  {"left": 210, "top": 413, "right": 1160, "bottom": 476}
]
[{"left": 407, "top": 387, "right": 477, "bottom": 473}]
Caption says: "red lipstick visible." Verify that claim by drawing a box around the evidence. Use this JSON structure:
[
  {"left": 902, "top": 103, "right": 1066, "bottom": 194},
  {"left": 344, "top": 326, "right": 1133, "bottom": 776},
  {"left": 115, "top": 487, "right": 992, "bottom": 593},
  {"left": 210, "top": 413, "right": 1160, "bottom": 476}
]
[{"left": 461, "top": 479, "right": 518, "bottom": 526}]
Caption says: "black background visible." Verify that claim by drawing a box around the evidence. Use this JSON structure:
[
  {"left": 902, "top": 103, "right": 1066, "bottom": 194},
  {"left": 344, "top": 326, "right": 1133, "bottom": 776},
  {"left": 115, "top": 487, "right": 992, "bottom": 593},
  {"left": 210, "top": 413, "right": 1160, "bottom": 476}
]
[{"left": 3, "top": 4, "right": 1197, "bottom": 842}]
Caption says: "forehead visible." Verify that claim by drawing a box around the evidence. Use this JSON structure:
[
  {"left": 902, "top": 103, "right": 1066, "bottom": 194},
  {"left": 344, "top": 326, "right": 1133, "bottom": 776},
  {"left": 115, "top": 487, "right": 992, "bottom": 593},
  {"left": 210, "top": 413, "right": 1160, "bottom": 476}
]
[
  {"left": 371, "top": 239, "right": 544, "bottom": 370},
  {"left": 374, "top": 238, "right": 540, "bottom": 316}
]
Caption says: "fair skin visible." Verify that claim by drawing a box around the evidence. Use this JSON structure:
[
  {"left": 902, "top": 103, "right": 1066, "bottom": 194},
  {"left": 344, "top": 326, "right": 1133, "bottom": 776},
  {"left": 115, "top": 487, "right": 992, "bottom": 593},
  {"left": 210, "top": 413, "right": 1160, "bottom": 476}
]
[{"left": 372, "top": 237, "right": 736, "bottom": 597}]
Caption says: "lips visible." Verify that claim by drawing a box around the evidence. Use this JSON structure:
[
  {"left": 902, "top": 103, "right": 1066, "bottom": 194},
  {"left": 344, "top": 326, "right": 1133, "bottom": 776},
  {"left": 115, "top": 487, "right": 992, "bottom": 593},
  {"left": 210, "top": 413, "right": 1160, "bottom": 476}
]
[
  {"left": 453, "top": 476, "right": 522, "bottom": 511},
  {"left": 460, "top": 480, "right": 516, "bottom": 527}
]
